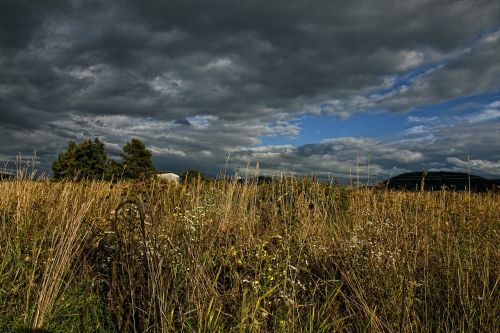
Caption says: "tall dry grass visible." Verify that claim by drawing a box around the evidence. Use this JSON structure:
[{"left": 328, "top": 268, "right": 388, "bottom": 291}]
[{"left": 0, "top": 176, "right": 498, "bottom": 332}]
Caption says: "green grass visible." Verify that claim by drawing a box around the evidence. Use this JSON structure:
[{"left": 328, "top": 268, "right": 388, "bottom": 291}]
[{"left": 0, "top": 177, "right": 498, "bottom": 332}]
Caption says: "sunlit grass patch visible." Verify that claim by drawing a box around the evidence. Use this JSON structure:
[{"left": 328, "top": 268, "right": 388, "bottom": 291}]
[{"left": 0, "top": 177, "right": 498, "bottom": 332}]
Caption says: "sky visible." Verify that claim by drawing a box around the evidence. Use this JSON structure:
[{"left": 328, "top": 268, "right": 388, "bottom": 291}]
[{"left": 1, "top": 0, "right": 499, "bottom": 182}]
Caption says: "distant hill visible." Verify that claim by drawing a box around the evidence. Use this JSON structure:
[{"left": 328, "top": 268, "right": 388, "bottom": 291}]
[{"left": 381, "top": 171, "right": 500, "bottom": 192}]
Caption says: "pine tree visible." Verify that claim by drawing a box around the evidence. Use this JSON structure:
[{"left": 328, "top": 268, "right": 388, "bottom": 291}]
[
  {"left": 121, "top": 138, "right": 157, "bottom": 179},
  {"left": 52, "top": 141, "right": 77, "bottom": 179},
  {"left": 52, "top": 138, "right": 156, "bottom": 180}
]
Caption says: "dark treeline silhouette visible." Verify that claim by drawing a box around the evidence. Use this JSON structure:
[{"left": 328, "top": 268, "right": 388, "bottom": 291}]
[
  {"left": 0, "top": 171, "right": 15, "bottom": 180},
  {"left": 382, "top": 171, "right": 500, "bottom": 192},
  {"left": 52, "top": 138, "right": 156, "bottom": 180},
  {"left": 234, "top": 176, "right": 274, "bottom": 184},
  {"left": 180, "top": 169, "right": 205, "bottom": 182}
]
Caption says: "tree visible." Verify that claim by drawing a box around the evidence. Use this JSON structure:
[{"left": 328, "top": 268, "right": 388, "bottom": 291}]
[
  {"left": 52, "top": 137, "right": 157, "bottom": 180},
  {"left": 52, "top": 138, "right": 109, "bottom": 180},
  {"left": 181, "top": 169, "right": 205, "bottom": 182},
  {"left": 74, "top": 139, "right": 108, "bottom": 178},
  {"left": 121, "top": 138, "right": 157, "bottom": 179},
  {"left": 52, "top": 141, "right": 77, "bottom": 179},
  {"left": 107, "top": 159, "right": 125, "bottom": 180}
]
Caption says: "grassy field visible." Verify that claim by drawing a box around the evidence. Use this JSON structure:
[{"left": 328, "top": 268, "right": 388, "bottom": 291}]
[{"left": 0, "top": 177, "right": 498, "bottom": 332}]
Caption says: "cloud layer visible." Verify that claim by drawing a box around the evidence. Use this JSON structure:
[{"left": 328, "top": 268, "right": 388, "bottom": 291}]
[{"left": 1, "top": 0, "right": 499, "bottom": 179}]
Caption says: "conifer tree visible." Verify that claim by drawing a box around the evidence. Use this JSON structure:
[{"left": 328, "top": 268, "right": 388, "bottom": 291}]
[
  {"left": 52, "top": 141, "right": 78, "bottom": 179},
  {"left": 52, "top": 137, "right": 156, "bottom": 180},
  {"left": 121, "top": 138, "right": 156, "bottom": 179}
]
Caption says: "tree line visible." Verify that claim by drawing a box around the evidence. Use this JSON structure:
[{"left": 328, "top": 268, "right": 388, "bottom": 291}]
[
  {"left": 52, "top": 138, "right": 156, "bottom": 180},
  {"left": 52, "top": 138, "right": 206, "bottom": 181}
]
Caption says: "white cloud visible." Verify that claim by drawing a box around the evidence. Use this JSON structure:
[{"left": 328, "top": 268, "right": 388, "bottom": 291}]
[
  {"left": 466, "top": 109, "right": 500, "bottom": 123},
  {"left": 481, "top": 30, "right": 500, "bottom": 44},
  {"left": 447, "top": 156, "right": 500, "bottom": 174},
  {"left": 407, "top": 115, "right": 439, "bottom": 123},
  {"left": 405, "top": 125, "right": 431, "bottom": 135},
  {"left": 205, "top": 58, "right": 234, "bottom": 70},
  {"left": 150, "top": 146, "right": 186, "bottom": 157},
  {"left": 398, "top": 50, "right": 425, "bottom": 70},
  {"left": 186, "top": 115, "right": 217, "bottom": 128},
  {"left": 385, "top": 150, "right": 425, "bottom": 163},
  {"left": 488, "top": 100, "right": 500, "bottom": 108},
  {"left": 150, "top": 73, "right": 185, "bottom": 95}
]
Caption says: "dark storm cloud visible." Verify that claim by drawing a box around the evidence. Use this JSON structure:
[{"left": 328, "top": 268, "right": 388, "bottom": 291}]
[
  {"left": 0, "top": 0, "right": 70, "bottom": 49},
  {"left": 375, "top": 31, "right": 500, "bottom": 113},
  {"left": 1, "top": 0, "right": 500, "bottom": 176}
]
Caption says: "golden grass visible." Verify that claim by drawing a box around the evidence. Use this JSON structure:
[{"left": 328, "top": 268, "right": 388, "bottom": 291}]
[{"left": 0, "top": 177, "right": 498, "bottom": 332}]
